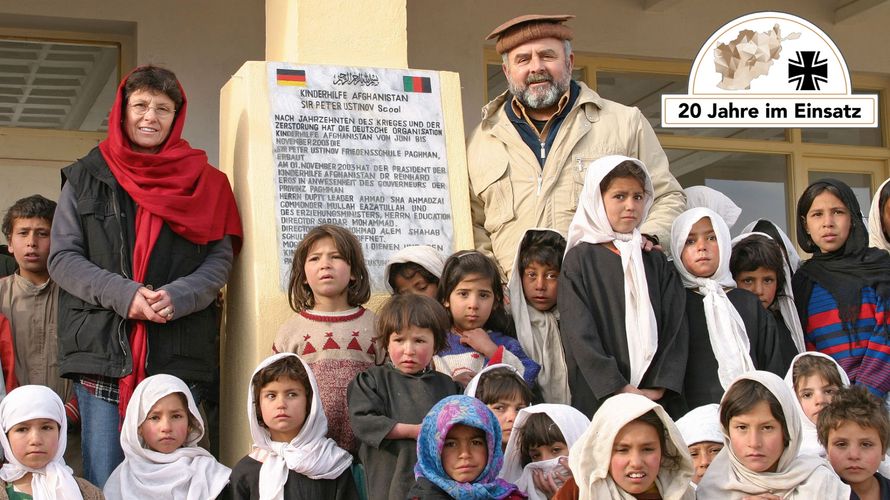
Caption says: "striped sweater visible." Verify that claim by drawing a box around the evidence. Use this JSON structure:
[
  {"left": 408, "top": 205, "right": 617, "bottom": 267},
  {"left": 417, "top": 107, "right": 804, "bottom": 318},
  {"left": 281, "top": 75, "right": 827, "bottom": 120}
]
[{"left": 804, "top": 283, "right": 890, "bottom": 397}]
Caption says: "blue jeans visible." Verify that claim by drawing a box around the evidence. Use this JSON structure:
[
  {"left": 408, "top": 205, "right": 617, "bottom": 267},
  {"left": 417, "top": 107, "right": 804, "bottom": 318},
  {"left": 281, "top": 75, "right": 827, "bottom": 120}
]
[{"left": 75, "top": 383, "right": 124, "bottom": 488}]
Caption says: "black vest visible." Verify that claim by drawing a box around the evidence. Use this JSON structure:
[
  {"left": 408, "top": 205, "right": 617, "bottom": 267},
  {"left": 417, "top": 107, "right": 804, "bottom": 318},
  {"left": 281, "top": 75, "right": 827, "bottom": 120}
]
[{"left": 57, "top": 147, "right": 219, "bottom": 382}]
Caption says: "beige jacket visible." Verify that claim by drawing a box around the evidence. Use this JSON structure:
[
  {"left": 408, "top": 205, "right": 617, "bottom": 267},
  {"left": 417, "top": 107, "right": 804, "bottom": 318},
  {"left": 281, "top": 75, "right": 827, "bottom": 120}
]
[
  {"left": 0, "top": 274, "right": 70, "bottom": 403},
  {"left": 467, "top": 82, "right": 686, "bottom": 276}
]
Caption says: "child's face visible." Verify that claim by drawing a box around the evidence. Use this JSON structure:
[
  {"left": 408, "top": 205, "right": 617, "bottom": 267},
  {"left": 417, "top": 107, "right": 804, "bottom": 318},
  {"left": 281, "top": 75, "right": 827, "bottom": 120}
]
[
  {"left": 444, "top": 273, "right": 494, "bottom": 332},
  {"left": 681, "top": 217, "right": 719, "bottom": 278},
  {"left": 442, "top": 424, "right": 487, "bottom": 483},
  {"left": 826, "top": 421, "right": 885, "bottom": 488},
  {"left": 728, "top": 400, "right": 785, "bottom": 473},
  {"left": 139, "top": 393, "right": 190, "bottom": 453},
  {"left": 259, "top": 376, "right": 309, "bottom": 442},
  {"left": 609, "top": 420, "right": 662, "bottom": 495},
  {"left": 304, "top": 236, "right": 353, "bottom": 309},
  {"left": 804, "top": 191, "right": 852, "bottom": 254},
  {"left": 602, "top": 176, "right": 645, "bottom": 234},
  {"left": 6, "top": 418, "right": 59, "bottom": 469},
  {"left": 795, "top": 373, "right": 839, "bottom": 424},
  {"left": 735, "top": 266, "right": 779, "bottom": 309},
  {"left": 521, "top": 261, "right": 558, "bottom": 312},
  {"left": 7, "top": 217, "right": 51, "bottom": 283},
  {"left": 487, "top": 394, "right": 528, "bottom": 448},
  {"left": 392, "top": 271, "right": 438, "bottom": 300},
  {"left": 388, "top": 326, "right": 436, "bottom": 374},
  {"left": 688, "top": 441, "right": 723, "bottom": 484},
  {"left": 528, "top": 440, "right": 568, "bottom": 462}
]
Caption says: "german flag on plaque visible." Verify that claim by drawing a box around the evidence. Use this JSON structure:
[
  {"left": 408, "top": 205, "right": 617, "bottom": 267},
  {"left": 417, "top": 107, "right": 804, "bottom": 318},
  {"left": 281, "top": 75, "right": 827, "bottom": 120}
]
[
  {"left": 403, "top": 75, "right": 431, "bottom": 93},
  {"left": 277, "top": 69, "right": 307, "bottom": 87}
]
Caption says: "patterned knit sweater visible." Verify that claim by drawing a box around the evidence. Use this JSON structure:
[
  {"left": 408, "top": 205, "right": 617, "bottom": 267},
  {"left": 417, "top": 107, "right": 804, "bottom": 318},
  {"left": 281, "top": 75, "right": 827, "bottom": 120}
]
[
  {"left": 804, "top": 283, "right": 890, "bottom": 398},
  {"left": 274, "top": 306, "right": 376, "bottom": 453}
]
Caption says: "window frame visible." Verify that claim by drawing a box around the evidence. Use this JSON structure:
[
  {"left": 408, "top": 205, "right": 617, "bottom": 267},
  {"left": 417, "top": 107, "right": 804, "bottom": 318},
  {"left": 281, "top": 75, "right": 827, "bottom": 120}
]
[{"left": 0, "top": 26, "right": 134, "bottom": 162}]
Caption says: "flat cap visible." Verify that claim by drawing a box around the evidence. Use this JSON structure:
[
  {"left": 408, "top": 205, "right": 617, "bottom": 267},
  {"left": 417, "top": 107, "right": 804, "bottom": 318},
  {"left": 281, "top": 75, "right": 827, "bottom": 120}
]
[{"left": 486, "top": 14, "right": 575, "bottom": 54}]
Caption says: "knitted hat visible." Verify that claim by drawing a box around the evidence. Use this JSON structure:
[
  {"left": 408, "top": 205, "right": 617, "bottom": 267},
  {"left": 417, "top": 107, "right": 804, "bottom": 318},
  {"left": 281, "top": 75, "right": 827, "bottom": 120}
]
[{"left": 486, "top": 14, "right": 575, "bottom": 55}]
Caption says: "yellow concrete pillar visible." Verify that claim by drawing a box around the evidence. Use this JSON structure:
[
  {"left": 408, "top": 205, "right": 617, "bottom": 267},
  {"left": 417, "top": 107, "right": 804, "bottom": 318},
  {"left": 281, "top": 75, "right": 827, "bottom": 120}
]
[
  {"left": 265, "top": 0, "right": 408, "bottom": 67},
  {"left": 218, "top": 0, "right": 471, "bottom": 465}
]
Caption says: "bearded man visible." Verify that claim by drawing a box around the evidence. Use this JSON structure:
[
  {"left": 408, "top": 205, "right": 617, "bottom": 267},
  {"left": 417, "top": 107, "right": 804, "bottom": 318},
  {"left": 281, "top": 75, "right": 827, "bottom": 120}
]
[{"left": 467, "top": 14, "right": 687, "bottom": 277}]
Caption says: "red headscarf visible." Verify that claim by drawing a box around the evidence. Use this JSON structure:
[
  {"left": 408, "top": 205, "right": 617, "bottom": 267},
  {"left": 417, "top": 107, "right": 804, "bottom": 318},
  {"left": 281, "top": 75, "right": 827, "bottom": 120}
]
[{"left": 98, "top": 66, "right": 243, "bottom": 416}]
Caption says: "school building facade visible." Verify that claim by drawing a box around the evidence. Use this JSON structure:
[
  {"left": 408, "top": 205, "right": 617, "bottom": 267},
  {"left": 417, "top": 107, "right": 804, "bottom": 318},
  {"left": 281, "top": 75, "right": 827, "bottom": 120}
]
[{"left": 1, "top": 0, "right": 888, "bottom": 461}]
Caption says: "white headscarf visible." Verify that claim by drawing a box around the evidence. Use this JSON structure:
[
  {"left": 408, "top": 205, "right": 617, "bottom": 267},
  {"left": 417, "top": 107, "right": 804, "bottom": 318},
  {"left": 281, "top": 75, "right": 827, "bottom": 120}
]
[
  {"left": 671, "top": 208, "right": 755, "bottom": 389},
  {"left": 731, "top": 231, "right": 805, "bottom": 353},
  {"left": 685, "top": 186, "right": 743, "bottom": 229},
  {"left": 739, "top": 219, "right": 801, "bottom": 273},
  {"left": 566, "top": 155, "right": 657, "bottom": 387},
  {"left": 868, "top": 178, "right": 890, "bottom": 253},
  {"left": 697, "top": 371, "right": 850, "bottom": 499},
  {"left": 676, "top": 404, "right": 723, "bottom": 447},
  {"left": 569, "top": 393, "right": 695, "bottom": 500},
  {"left": 104, "top": 374, "right": 231, "bottom": 500},
  {"left": 463, "top": 363, "right": 520, "bottom": 398},
  {"left": 508, "top": 228, "right": 570, "bottom": 404},
  {"left": 248, "top": 353, "right": 352, "bottom": 500},
  {"left": 0, "top": 385, "right": 82, "bottom": 500},
  {"left": 383, "top": 245, "right": 447, "bottom": 293},
  {"left": 500, "top": 404, "right": 590, "bottom": 499},
  {"left": 782, "top": 352, "right": 851, "bottom": 458}
]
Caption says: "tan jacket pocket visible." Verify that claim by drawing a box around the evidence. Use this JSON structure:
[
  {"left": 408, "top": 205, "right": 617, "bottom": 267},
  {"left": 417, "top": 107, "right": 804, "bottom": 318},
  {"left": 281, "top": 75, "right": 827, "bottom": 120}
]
[{"left": 470, "top": 159, "right": 514, "bottom": 234}]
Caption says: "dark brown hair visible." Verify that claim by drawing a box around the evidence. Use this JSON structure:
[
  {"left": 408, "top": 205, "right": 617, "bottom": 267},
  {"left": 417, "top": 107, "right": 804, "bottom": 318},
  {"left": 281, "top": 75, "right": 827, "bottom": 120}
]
[
  {"left": 518, "top": 412, "right": 566, "bottom": 465},
  {"left": 2, "top": 194, "right": 56, "bottom": 239},
  {"left": 375, "top": 293, "right": 451, "bottom": 361},
  {"left": 792, "top": 355, "right": 845, "bottom": 393},
  {"left": 817, "top": 385, "right": 890, "bottom": 453},
  {"left": 124, "top": 65, "right": 183, "bottom": 110},
  {"left": 287, "top": 224, "right": 370, "bottom": 311},
  {"left": 720, "top": 379, "right": 790, "bottom": 447},
  {"left": 437, "top": 250, "right": 512, "bottom": 335},
  {"left": 387, "top": 262, "right": 439, "bottom": 294},
  {"left": 475, "top": 367, "right": 532, "bottom": 406},
  {"left": 518, "top": 230, "right": 566, "bottom": 273},
  {"left": 730, "top": 234, "right": 787, "bottom": 299},
  {"left": 251, "top": 356, "right": 312, "bottom": 429},
  {"left": 599, "top": 160, "right": 647, "bottom": 194}
]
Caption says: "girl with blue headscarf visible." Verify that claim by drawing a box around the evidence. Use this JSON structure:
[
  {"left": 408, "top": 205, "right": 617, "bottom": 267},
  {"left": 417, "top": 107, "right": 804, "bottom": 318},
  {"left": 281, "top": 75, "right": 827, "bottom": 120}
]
[{"left": 408, "top": 395, "right": 523, "bottom": 499}]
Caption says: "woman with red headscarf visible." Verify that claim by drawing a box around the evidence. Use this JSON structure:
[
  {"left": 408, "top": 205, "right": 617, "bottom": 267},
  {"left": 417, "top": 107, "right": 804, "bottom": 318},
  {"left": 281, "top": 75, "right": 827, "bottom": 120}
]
[{"left": 48, "top": 66, "right": 242, "bottom": 488}]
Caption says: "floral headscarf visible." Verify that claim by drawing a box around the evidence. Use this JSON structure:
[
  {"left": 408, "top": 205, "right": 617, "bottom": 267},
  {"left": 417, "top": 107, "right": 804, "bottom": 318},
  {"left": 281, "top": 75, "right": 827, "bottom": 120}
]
[{"left": 415, "top": 395, "right": 520, "bottom": 499}]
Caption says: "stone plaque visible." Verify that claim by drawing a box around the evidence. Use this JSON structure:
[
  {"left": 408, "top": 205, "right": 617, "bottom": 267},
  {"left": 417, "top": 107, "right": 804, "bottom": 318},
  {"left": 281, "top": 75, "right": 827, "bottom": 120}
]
[{"left": 268, "top": 63, "right": 454, "bottom": 291}]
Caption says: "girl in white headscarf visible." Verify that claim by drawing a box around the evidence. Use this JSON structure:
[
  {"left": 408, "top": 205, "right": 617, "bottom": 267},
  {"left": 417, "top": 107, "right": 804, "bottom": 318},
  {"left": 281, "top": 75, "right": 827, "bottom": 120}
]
[
  {"left": 783, "top": 352, "right": 850, "bottom": 458},
  {"left": 670, "top": 208, "right": 788, "bottom": 410},
  {"left": 868, "top": 177, "right": 890, "bottom": 253},
  {"left": 675, "top": 404, "right": 723, "bottom": 486},
  {"left": 559, "top": 155, "right": 688, "bottom": 418},
  {"left": 225, "top": 353, "right": 356, "bottom": 500},
  {"left": 464, "top": 364, "right": 534, "bottom": 451},
  {"left": 557, "top": 393, "right": 695, "bottom": 500},
  {"left": 500, "top": 404, "right": 590, "bottom": 499},
  {"left": 383, "top": 245, "right": 446, "bottom": 298},
  {"left": 507, "top": 228, "right": 570, "bottom": 405},
  {"left": 103, "top": 374, "right": 230, "bottom": 500},
  {"left": 0, "top": 385, "right": 103, "bottom": 499},
  {"left": 696, "top": 371, "right": 850, "bottom": 499}
]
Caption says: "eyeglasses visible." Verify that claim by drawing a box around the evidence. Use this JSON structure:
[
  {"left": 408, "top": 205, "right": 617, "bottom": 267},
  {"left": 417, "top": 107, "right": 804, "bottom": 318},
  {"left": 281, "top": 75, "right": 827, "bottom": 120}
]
[{"left": 128, "top": 102, "right": 175, "bottom": 118}]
